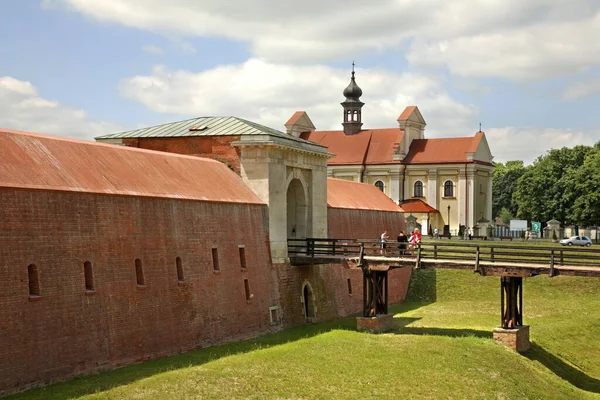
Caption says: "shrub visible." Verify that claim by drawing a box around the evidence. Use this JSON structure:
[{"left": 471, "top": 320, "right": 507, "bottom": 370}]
[{"left": 552, "top": 230, "right": 558, "bottom": 241}]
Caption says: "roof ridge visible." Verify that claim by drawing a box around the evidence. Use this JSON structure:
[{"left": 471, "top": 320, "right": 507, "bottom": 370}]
[
  {"left": 1, "top": 128, "right": 225, "bottom": 163},
  {"left": 95, "top": 116, "right": 235, "bottom": 139}
]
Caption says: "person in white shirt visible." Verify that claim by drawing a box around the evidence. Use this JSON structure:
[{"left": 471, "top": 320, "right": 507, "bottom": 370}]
[{"left": 380, "top": 231, "right": 389, "bottom": 255}]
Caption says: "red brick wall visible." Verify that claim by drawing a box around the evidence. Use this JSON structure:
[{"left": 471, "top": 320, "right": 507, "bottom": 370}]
[
  {"left": 327, "top": 207, "right": 406, "bottom": 240},
  {"left": 0, "top": 188, "right": 274, "bottom": 395},
  {"left": 0, "top": 193, "right": 413, "bottom": 396},
  {"left": 121, "top": 136, "right": 242, "bottom": 174},
  {"left": 270, "top": 208, "right": 411, "bottom": 326}
]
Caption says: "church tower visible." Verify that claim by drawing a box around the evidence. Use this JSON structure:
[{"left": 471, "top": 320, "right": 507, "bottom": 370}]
[{"left": 341, "top": 64, "right": 364, "bottom": 135}]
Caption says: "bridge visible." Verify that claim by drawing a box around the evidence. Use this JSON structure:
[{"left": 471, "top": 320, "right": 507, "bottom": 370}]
[{"left": 288, "top": 238, "right": 600, "bottom": 351}]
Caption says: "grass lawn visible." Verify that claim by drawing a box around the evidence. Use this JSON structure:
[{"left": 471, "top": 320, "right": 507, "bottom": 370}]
[{"left": 6, "top": 269, "right": 600, "bottom": 400}]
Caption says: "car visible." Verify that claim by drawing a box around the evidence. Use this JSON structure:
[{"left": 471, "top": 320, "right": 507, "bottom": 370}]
[{"left": 559, "top": 236, "right": 592, "bottom": 247}]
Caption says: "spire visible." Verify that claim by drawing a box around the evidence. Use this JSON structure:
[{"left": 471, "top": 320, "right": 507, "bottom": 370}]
[
  {"left": 341, "top": 63, "right": 364, "bottom": 135},
  {"left": 343, "top": 62, "right": 363, "bottom": 100}
]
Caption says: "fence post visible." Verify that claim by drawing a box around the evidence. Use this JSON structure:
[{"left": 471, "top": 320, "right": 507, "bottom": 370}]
[
  {"left": 434, "top": 244, "right": 438, "bottom": 259},
  {"left": 491, "top": 246, "right": 495, "bottom": 263},
  {"left": 332, "top": 240, "right": 336, "bottom": 256}
]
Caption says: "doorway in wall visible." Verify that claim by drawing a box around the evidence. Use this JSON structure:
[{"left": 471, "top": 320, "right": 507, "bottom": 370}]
[{"left": 302, "top": 282, "right": 315, "bottom": 323}]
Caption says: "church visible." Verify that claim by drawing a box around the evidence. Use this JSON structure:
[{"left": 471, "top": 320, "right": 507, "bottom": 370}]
[{"left": 286, "top": 69, "right": 495, "bottom": 236}]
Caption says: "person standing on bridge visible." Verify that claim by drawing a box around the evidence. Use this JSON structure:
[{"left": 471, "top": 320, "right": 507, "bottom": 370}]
[
  {"left": 380, "top": 230, "right": 389, "bottom": 255},
  {"left": 397, "top": 231, "right": 408, "bottom": 256},
  {"left": 409, "top": 228, "right": 422, "bottom": 256}
]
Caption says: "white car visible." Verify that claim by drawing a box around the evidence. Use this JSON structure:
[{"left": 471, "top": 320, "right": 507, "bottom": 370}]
[{"left": 559, "top": 236, "right": 592, "bottom": 247}]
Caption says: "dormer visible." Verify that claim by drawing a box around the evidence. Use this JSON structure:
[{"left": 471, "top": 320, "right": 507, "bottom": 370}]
[
  {"left": 284, "top": 111, "right": 316, "bottom": 137},
  {"left": 397, "top": 106, "right": 426, "bottom": 157}
]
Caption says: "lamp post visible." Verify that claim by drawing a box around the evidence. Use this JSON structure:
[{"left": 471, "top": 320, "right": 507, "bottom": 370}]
[{"left": 447, "top": 205, "right": 451, "bottom": 227}]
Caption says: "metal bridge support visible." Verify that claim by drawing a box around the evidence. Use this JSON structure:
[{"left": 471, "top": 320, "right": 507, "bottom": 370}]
[
  {"left": 500, "top": 276, "right": 523, "bottom": 329},
  {"left": 362, "top": 268, "right": 388, "bottom": 317},
  {"left": 356, "top": 266, "right": 393, "bottom": 333},
  {"left": 494, "top": 276, "right": 530, "bottom": 352}
]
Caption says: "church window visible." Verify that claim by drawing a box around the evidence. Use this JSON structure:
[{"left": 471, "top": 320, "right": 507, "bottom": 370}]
[
  {"left": 135, "top": 258, "right": 145, "bottom": 286},
  {"left": 176, "top": 257, "right": 184, "bottom": 282},
  {"left": 84, "top": 261, "right": 95, "bottom": 291},
  {"left": 239, "top": 246, "right": 247, "bottom": 270},
  {"left": 28, "top": 264, "right": 40, "bottom": 297},
  {"left": 375, "top": 180, "right": 385, "bottom": 192},
  {"left": 444, "top": 180, "right": 454, "bottom": 197},
  {"left": 413, "top": 181, "right": 424, "bottom": 197},
  {"left": 212, "top": 248, "right": 220, "bottom": 272}
]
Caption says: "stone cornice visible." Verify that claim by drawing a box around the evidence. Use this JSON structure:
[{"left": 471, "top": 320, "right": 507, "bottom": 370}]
[{"left": 232, "top": 135, "right": 332, "bottom": 159}]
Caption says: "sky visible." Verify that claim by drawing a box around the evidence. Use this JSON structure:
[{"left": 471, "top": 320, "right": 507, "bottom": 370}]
[{"left": 1, "top": 1, "right": 599, "bottom": 164}]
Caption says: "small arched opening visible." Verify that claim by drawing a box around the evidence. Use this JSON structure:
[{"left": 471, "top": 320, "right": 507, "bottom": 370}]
[{"left": 302, "top": 282, "right": 316, "bottom": 323}]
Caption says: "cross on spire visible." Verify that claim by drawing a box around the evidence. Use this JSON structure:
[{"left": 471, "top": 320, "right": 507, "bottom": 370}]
[
  {"left": 352, "top": 61, "right": 355, "bottom": 77},
  {"left": 479, "top": 122, "right": 482, "bottom": 132}
]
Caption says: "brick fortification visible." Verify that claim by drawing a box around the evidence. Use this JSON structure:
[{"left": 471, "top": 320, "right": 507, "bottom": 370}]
[{"left": 0, "top": 129, "right": 411, "bottom": 396}]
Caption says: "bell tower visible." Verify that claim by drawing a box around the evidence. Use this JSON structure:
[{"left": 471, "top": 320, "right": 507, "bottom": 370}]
[{"left": 341, "top": 63, "right": 364, "bottom": 135}]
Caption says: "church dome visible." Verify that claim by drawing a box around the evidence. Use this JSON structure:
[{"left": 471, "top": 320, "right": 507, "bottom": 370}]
[{"left": 343, "top": 71, "right": 363, "bottom": 100}]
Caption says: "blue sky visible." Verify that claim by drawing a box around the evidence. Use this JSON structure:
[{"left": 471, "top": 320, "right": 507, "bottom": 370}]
[{"left": 1, "top": 1, "right": 599, "bottom": 164}]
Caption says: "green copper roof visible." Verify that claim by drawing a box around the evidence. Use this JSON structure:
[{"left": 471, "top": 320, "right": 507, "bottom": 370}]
[{"left": 96, "top": 116, "right": 303, "bottom": 141}]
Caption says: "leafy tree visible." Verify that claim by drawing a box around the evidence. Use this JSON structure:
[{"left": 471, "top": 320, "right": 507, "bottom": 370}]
[
  {"left": 568, "top": 146, "right": 600, "bottom": 226},
  {"left": 499, "top": 207, "right": 513, "bottom": 225},
  {"left": 513, "top": 145, "right": 593, "bottom": 225},
  {"left": 492, "top": 161, "right": 526, "bottom": 219}
]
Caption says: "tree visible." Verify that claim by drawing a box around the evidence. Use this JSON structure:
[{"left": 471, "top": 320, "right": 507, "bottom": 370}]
[
  {"left": 492, "top": 161, "right": 526, "bottom": 219},
  {"left": 499, "top": 207, "right": 512, "bottom": 225},
  {"left": 568, "top": 146, "right": 600, "bottom": 226},
  {"left": 513, "top": 145, "right": 593, "bottom": 225}
]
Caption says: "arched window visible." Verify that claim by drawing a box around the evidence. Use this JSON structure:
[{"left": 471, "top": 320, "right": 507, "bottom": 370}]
[
  {"left": 413, "top": 181, "right": 424, "bottom": 197},
  {"left": 444, "top": 180, "right": 454, "bottom": 197},
  {"left": 375, "top": 180, "right": 384, "bottom": 192}
]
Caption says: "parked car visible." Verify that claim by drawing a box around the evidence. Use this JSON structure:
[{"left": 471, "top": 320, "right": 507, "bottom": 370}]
[{"left": 559, "top": 236, "right": 592, "bottom": 247}]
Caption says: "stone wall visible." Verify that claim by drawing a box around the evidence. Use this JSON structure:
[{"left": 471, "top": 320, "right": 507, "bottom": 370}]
[
  {"left": 0, "top": 188, "right": 274, "bottom": 396},
  {"left": 0, "top": 193, "right": 412, "bottom": 396}
]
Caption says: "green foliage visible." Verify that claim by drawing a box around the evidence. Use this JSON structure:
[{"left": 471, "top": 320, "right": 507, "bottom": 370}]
[
  {"left": 513, "top": 143, "right": 600, "bottom": 226},
  {"left": 520, "top": 230, "right": 526, "bottom": 239},
  {"left": 458, "top": 224, "right": 465, "bottom": 237},
  {"left": 499, "top": 207, "right": 512, "bottom": 225},
  {"left": 492, "top": 160, "right": 526, "bottom": 219}
]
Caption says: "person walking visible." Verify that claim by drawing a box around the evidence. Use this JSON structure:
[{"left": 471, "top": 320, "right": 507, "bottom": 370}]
[
  {"left": 433, "top": 227, "right": 439, "bottom": 239},
  {"left": 380, "top": 230, "right": 389, "bottom": 255}
]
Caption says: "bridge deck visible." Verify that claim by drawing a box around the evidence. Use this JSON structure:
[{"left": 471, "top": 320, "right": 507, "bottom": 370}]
[{"left": 288, "top": 238, "right": 600, "bottom": 278}]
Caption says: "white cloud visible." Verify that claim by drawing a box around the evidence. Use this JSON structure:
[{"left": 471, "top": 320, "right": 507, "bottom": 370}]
[
  {"left": 486, "top": 127, "right": 599, "bottom": 164},
  {"left": 0, "top": 76, "right": 124, "bottom": 140},
  {"left": 118, "top": 59, "right": 600, "bottom": 164},
  {"left": 142, "top": 44, "right": 164, "bottom": 55},
  {"left": 563, "top": 77, "right": 600, "bottom": 100},
  {"left": 118, "top": 59, "right": 478, "bottom": 137},
  {"left": 46, "top": 0, "right": 600, "bottom": 80}
]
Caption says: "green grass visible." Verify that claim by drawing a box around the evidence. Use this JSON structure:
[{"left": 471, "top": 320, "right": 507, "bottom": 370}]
[{"left": 6, "top": 269, "right": 600, "bottom": 400}]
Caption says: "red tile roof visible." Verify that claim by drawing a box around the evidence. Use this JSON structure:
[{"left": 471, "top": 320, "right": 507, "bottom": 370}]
[
  {"left": 400, "top": 199, "right": 439, "bottom": 214},
  {"left": 397, "top": 105, "right": 417, "bottom": 121},
  {"left": 0, "top": 128, "right": 264, "bottom": 204},
  {"left": 402, "top": 135, "right": 481, "bottom": 164},
  {"left": 285, "top": 111, "right": 305, "bottom": 126},
  {"left": 301, "top": 129, "right": 403, "bottom": 165},
  {"left": 327, "top": 178, "right": 402, "bottom": 212}
]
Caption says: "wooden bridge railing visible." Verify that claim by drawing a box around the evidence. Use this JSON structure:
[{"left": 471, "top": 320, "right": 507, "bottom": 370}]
[{"left": 288, "top": 238, "right": 600, "bottom": 268}]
